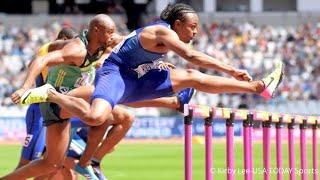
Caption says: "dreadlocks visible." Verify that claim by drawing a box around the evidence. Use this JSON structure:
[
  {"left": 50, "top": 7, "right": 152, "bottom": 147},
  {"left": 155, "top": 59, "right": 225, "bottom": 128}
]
[{"left": 160, "top": 3, "right": 196, "bottom": 27}]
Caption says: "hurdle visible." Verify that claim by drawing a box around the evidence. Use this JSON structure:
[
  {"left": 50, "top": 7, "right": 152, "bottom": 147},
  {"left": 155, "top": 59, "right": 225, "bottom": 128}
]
[{"left": 183, "top": 104, "right": 319, "bottom": 180}]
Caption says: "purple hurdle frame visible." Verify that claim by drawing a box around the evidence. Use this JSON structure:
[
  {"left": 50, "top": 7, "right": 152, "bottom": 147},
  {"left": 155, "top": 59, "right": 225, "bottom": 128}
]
[
  {"left": 183, "top": 105, "right": 320, "bottom": 180},
  {"left": 312, "top": 121, "right": 318, "bottom": 180},
  {"left": 262, "top": 116, "right": 272, "bottom": 180},
  {"left": 184, "top": 108, "right": 193, "bottom": 180},
  {"left": 226, "top": 112, "right": 235, "bottom": 180},
  {"left": 243, "top": 113, "right": 253, "bottom": 180},
  {"left": 204, "top": 110, "right": 213, "bottom": 180},
  {"left": 300, "top": 120, "right": 308, "bottom": 180},
  {"left": 288, "top": 118, "right": 296, "bottom": 180},
  {"left": 276, "top": 117, "right": 284, "bottom": 180}
]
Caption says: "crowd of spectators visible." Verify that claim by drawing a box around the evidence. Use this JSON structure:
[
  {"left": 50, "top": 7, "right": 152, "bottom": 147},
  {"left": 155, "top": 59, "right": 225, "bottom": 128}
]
[{"left": 1, "top": 19, "right": 320, "bottom": 112}]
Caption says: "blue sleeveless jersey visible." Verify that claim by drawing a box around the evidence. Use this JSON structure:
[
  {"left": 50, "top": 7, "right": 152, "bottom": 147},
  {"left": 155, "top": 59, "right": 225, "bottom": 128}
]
[
  {"left": 93, "top": 21, "right": 174, "bottom": 107},
  {"left": 106, "top": 21, "right": 170, "bottom": 78}
]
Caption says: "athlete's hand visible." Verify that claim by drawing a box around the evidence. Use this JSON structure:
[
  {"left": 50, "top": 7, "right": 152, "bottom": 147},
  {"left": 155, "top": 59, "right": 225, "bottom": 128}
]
[
  {"left": 11, "top": 88, "right": 27, "bottom": 104},
  {"left": 95, "top": 62, "right": 103, "bottom": 69},
  {"left": 231, "top": 69, "right": 252, "bottom": 81},
  {"left": 157, "top": 61, "right": 176, "bottom": 70}
]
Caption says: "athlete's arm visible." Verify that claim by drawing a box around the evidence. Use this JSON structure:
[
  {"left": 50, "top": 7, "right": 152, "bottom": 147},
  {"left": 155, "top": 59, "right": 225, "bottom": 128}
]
[
  {"left": 155, "top": 27, "right": 251, "bottom": 81},
  {"left": 22, "top": 40, "right": 85, "bottom": 90},
  {"left": 11, "top": 40, "right": 85, "bottom": 104}
]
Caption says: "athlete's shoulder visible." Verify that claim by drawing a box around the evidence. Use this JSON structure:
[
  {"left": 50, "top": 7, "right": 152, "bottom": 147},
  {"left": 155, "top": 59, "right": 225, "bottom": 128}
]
[
  {"left": 141, "top": 24, "right": 172, "bottom": 38},
  {"left": 58, "top": 38, "right": 86, "bottom": 56},
  {"left": 67, "top": 38, "right": 86, "bottom": 50},
  {"left": 146, "top": 20, "right": 170, "bottom": 28}
]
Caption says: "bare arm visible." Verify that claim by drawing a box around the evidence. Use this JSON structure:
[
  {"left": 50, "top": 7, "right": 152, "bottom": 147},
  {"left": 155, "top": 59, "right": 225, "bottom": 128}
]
[
  {"left": 22, "top": 41, "right": 85, "bottom": 89},
  {"left": 11, "top": 40, "right": 85, "bottom": 104},
  {"left": 156, "top": 27, "right": 242, "bottom": 77}
]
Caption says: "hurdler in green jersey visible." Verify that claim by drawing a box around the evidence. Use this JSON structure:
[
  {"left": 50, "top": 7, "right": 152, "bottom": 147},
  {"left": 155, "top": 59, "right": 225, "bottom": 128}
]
[{"left": 40, "top": 29, "right": 106, "bottom": 126}]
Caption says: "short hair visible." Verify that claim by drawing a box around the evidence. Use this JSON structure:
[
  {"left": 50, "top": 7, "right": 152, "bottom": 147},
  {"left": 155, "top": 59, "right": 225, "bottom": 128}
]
[
  {"left": 160, "top": 3, "right": 196, "bottom": 27},
  {"left": 56, "top": 27, "right": 78, "bottom": 40}
]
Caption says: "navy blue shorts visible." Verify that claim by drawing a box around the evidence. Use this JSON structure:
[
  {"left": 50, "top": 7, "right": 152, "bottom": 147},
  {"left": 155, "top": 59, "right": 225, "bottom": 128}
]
[
  {"left": 92, "top": 62, "right": 174, "bottom": 108},
  {"left": 21, "top": 104, "right": 46, "bottom": 161}
]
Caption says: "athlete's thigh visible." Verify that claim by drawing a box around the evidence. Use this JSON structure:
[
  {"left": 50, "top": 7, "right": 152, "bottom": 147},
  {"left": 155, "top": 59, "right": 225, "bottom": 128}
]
[
  {"left": 45, "top": 121, "right": 71, "bottom": 164},
  {"left": 21, "top": 104, "right": 46, "bottom": 161},
  {"left": 92, "top": 63, "right": 127, "bottom": 108},
  {"left": 169, "top": 68, "right": 200, "bottom": 92}
]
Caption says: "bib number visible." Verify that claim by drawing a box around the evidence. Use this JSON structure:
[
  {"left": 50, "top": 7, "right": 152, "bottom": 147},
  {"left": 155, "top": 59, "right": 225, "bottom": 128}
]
[{"left": 23, "top": 134, "right": 33, "bottom": 147}]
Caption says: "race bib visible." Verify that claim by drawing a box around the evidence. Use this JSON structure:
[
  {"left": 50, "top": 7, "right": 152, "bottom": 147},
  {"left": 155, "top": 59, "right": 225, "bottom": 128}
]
[
  {"left": 23, "top": 134, "right": 33, "bottom": 147},
  {"left": 75, "top": 71, "right": 95, "bottom": 87}
]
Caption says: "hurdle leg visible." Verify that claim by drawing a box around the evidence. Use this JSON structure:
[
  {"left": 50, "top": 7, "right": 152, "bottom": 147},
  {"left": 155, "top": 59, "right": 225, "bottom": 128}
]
[
  {"left": 226, "top": 113, "right": 235, "bottom": 180},
  {"left": 243, "top": 114, "right": 253, "bottom": 180},
  {"left": 204, "top": 110, "right": 213, "bottom": 180},
  {"left": 276, "top": 117, "right": 284, "bottom": 180},
  {"left": 288, "top": 119, "right": 296, "bottom": 180},
  {"left": 300, "top": 120, "right": 308, "bottom": 180},
  {"left": 184, "top": 109, "right": 193, "bottom": 180},
  {"left": 312, "top": 122, "right": 318, "bottom": 180},
  {"left": 262, "top": 116, "right": 272, "bottom": 180}
]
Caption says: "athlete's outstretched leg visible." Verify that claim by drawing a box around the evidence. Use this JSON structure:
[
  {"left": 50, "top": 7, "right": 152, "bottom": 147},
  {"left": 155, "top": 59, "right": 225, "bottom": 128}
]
[
  {"left": 126, "top": 97, "right": 179, "bottom": 109},
  {"left": 47, "top": 85, "right": 112, "bottom": 126},
  {"left": 169, "top": 63, "right": 283, "bottom": 100},
  {"left": 169, "top": 69, "right": 264, "bottom": 93}
]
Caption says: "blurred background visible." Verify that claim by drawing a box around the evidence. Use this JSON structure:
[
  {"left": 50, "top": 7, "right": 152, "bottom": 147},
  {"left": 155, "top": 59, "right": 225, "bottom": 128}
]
[{"left": 0, "top": 0, "right": 320, "bottom": 140}]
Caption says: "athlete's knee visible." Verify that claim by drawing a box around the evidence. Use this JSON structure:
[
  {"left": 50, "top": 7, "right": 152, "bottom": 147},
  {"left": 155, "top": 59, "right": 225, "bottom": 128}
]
[{"left": 84, "top": 113, "right": 106, "bottom": 126}]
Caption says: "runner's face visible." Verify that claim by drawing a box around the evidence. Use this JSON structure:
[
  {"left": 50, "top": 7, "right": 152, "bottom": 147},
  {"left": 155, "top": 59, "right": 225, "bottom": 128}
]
[
  {"left": 174, "top": 13, "right": 199, "bottom": 43},
  {"left": 97, "top": 24, "right": 115, "bottom": 46}
]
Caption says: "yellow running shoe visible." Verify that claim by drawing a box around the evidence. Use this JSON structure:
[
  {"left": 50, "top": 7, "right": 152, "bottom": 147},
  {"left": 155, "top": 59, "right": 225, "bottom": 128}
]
[
  {"left": 260, "top": 61, "right": 284, "bottom": 100},
  {"left": 20, "top": 84, "right": 55, "bottom": 105}
]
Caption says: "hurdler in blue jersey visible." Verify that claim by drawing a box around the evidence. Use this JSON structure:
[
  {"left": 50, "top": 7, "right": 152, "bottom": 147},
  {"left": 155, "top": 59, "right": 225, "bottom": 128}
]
[{"left": 21, "top": 3, "right": 283, "bottom": 128}]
